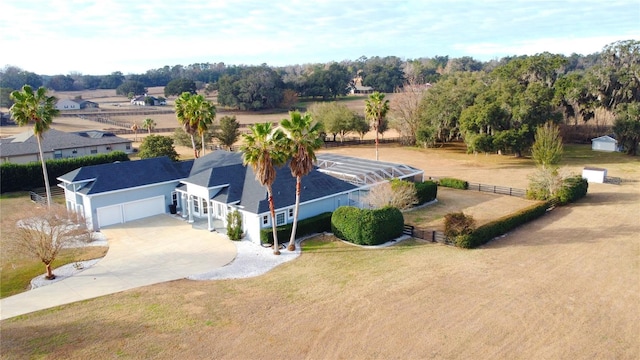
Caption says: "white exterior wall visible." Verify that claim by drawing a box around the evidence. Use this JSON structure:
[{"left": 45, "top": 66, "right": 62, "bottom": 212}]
[
  {"left": 591, "top": 138, "right": 617, "bottom": 152},
  {"left": 582, "top": 168, "right": 607, "bottom": 183},
  {"left": 56, "top": 99, "right": 80, "bottom": 110}
]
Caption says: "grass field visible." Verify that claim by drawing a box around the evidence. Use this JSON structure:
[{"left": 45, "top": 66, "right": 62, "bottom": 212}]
[{"left": 1, "top": 144, "right": 638, "bottom": 359}]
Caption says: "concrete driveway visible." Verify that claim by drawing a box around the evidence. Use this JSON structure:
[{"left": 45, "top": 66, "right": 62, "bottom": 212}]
[{"left": 0, "top": 215, "right": 236, "bottom": 320}]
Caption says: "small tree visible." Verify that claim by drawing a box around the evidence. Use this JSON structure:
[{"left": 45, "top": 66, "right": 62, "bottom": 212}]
[
  {"left": 226, "top": 209, "right": 243, "bottom": 240},
  {"left": 130, "top": 123, "right": 139, "bottom": 142},
  {"left": 213, "top": 115, "right": 240, "bottom": 150},
  {"left": 364, "top": 180, "right": 418, "bottom": 210},
  {"left": 444, "top": 212, "right": 476, "bottom": 239},
  {"left": 8, "top": 205, "right": 92, "bottom": 280},
  {"left": 531, "top": 122, "right": 563, "bottom": 168},
  {"left": 138, "top": 135, "right": 179, "bottom": 161}
]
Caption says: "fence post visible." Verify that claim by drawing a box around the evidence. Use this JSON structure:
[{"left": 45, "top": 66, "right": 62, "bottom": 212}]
[{"left": 431, "top": 231, "right": 435, "bottom": 242}]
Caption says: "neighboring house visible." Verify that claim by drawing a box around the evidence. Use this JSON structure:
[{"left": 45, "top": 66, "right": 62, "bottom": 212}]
[
  {"left": 131, "top": 95, "right": 166, "bottom": 106},
  {"left": 58, "top": 150, "right": 424, "bottom": 244},
  {"left": 0, "top": 129, "right": 133, "bottom": 164},
  {"left": 55, "top": 99, "right": 99, "bottom": 110},
  {"left": 349, "top": 85, "right": 374, "bottom": 94}
]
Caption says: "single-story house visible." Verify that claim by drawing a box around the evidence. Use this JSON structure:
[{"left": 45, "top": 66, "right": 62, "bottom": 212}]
[
  {"left": 591, "top": 135, "right": 621, "bottom": 152},
  {"left": 55, "top": 99, "right": 99, "bottom": 110},
  {"left": 131, "top": 95, "right": 166, "bottom": 106},
  {"left": 0, "top": 129, "right": 133, "bottom": 164},
  {"left": 349, "top": 85, "right": 374, "bottom": 94},
  {"left": 58, "top": 150, "right": 424, "bottom": 244}
]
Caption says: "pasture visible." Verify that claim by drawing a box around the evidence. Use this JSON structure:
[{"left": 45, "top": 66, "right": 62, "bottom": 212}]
[{"left": 1, "top": 144, "right": 638, "bottom": 359}]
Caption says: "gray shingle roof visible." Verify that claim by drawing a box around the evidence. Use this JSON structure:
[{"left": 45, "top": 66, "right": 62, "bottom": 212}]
[
  {"left": 0, "top": 129, "right": 131, "bottom": 157},
  {"left": 58, "top": 157, "right": 194, "bottom": 194},
  {"left": 185, "top": 150, "right": 357, "bottom": 214}
]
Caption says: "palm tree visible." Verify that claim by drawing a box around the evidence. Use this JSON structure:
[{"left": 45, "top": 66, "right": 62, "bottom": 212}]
[
  {"left": 280, "top": 111, "right": 323, "bottom": 251},
  {"left": 142, "top": 118, "right": 156, "bottom": 135},
  {"left": 9, "top": 85, "right": 59, "bottom": 207},
  {"left": 174, "top": 92, "right": 199, "bottom": 158},
  {"left": 130, "top": 123, "right": 139, "bottom": 142},
  {"left": 192, "top": 96, "right": 216, "bottom": 156},
  {"left": 241, "top": 122, "right": 289, "bottom": 255},
  {"left": 365, "top": 91, "right": 390, "bottom": 161}
]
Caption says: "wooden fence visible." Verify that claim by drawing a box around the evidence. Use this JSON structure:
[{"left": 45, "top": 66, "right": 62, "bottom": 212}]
[
  {"left": 466, "top": 182, "right": 526, "bottom": 198},
  {"left": 403, "top": 225, "right": 452, "bottom": 245}
]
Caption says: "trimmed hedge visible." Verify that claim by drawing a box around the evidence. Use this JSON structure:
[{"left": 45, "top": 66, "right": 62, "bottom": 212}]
[
  {"left": 454, "top": 201, "right": 551, "bottom": 248},
  {"left": 415, "top": 180, "right": 438, "bottom": 204},
  {"left": 260, "top": 212, "right": 333, "bottom": 244},
  {"left": 1, "top": 151, "right": 130, "bottom": 193},
  {"left": 331, "top": 206, "right": 404, "bottom": 246},
  {"left": 438, "top": 177, "right": 469, "bottom": 190},
  {"left": 557, "top": 176, "right": 588, "bottom": 205}
]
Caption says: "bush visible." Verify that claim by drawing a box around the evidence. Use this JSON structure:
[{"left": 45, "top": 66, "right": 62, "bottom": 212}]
[
  {"left": 556, "top": 176, "right": 588, "bottom": 205},
  {"left": 444, "top": 212, "right": 475, "bottom": 238},
  {"left": 261, "top": 212, "right": 332, "bottom": 244},
  {"left": 331, "top": 206, "right": 404, "bottom": 246},
  {"left": 1, "top": 151, "right": 130, "bottom": 193},
  {"left": 415, "top": 180, "right": 438, "bottom": 204},
  {"left": 226, "top": 209, "right": 243, "bottom": 240},
  {"left": 455, "top": 201, "right": 551, "bottom": 248},
  {"left": 438, "top": 177, "right": 469, "bottom": 190}
]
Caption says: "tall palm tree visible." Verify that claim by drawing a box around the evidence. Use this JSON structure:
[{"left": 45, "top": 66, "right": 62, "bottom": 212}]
[
  {"left": 130, "top": 122, "right": 139, "bottom": 142},
  {"left": 174, "top": 92, "right": 199, "bottom": 158},
  {"left": 142, "top": 118, "right": 156, "bottom": 135},
  {"left": 192, "top": 96, "right": 216, "bottom": 156},
  {"left": 241, "top": 122, "right": 289, "bottom": 255},
  {"left": 9, "top": 85, "right": 59, "bottom": 207},
  {"left": 365, "top": 91, "right": 390, "bottom": 161},
  {"left": 280, "top": 111, "right": 323, "bottom": 251}
]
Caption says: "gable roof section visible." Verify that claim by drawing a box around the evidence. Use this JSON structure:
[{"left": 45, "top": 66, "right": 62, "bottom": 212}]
[
  {"left": 591, "top": 135, "right": 617, "bottom": 143},
  {"left": 0, "top": 129, "right": 131, "bottom": 157},
  {"left": 58, "top": 157, "right": 194, "bottom": 194},
  {"left": 183, "top": 150, "right": 357, "bottom": 214}
]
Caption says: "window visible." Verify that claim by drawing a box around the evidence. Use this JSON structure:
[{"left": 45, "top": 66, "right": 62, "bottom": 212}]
[
  {"left": 193, "top": 197, "right": 199, "bottom": 213},
  {"left": 126, "top": 145, "right": 131, "bottom": 150},
  {"left": 72, "top": 149, "right": 77, "bottom": 154},
  {"left": 202, "top": 199, "right": 208, "bottom": 214},
  {"left": 90, "top": 147, "right": 98, "bottom": 154},
  {"left": 288, "top": 208, "right": 294, "bottom": 218},
  {"left": 172, "top": 192, "right": 178, "bottom": 205},
  {"left": 54, "top": 150, "right": 62, "bottom": 159},
  {"left": 262, "top": 215, "right": 269, "bottom": 225},
  {"left": 106, "top": 146, "right": 111, "bottom": 150},
  {"left": 276, "top": 212, "right": 286, "bottom": 226}
]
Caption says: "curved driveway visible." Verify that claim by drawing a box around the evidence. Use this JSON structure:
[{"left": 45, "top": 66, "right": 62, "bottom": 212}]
[{"left": 0, "top": 215, "right": 236, "bottom": 320}]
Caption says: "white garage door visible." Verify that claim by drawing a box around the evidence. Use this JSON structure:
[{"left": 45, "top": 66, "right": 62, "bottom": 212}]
[
  {"left": 96, "top": 196, "right": 165, "bottom": 228},
  {"left": 97, "top": 204, "right": 123, "bottom": 227}
]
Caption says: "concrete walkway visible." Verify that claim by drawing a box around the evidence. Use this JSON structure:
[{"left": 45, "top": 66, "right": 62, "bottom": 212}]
[{"left": 0, "top": 215, "right": 236, "bottom": 320}]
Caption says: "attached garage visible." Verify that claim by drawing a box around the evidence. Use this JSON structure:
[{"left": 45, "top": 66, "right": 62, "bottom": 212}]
[{"left": 97, "top": 196, "right": 165, "bottom": 227}]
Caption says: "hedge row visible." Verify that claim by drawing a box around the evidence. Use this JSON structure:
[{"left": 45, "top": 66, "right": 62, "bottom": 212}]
[
  {"left": 438, "top": 177, "right": 469, "bottom": 190},
  {"left": 415, "top": 180, "right": 438, "bottom": 204},
  {"left": 331, "top": 206, "right": 404, "bottom": 246},
  {"left": 1, "top": 151, "right": 130, "bottom": 193},
  {"left": 557, "top": 176, "right": 588, "bottom": 205},
  {"left": 454, "top": 201, "right": 552, "bottom": 248},
  {"left": 260, "top": 212, "right": 333, "bottom": 244}
]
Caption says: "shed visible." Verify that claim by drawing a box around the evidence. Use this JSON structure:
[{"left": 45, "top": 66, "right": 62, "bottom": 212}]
[
  {"left": 591, "top": 135, "right": 619, "bottom": 152},
  {"left": 582, "top": 167, "right": 607, "bottom": 183}
]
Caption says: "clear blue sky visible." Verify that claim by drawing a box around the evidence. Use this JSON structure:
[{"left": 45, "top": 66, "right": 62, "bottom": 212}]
[{"left": 1, "top": 0, "right": 638, "bottom": 75}]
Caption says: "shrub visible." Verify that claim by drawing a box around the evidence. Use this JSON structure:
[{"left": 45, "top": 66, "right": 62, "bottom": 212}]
[
  {"left": 226, "top": 209, "right": 243, "bottom": 240},
  {"left": 331, "top": 206, "right": 404, "bottom": 246},
  {"left": 415, "top": 180, "right": 438, "bottom": 204},
  {"left": 438, "top": 177, "right": 468, "bottom": 190},
  {"left": 1, "top": 151, "right": 130, "bottom": 193},
  {"left": 444, "top": 212, "right": 476, "bottom": 238},
  {"left": 455, "top": 201, "right": 551, "bottom": 248},
  {"left": 556, "top": 176, "right": 588, "bottom": 205},
  {"left": 261, "top": 212, "right": 332, "bottom": 244}
]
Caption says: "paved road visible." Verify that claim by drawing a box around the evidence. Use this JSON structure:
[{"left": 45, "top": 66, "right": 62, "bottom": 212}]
[{"left": 0, "top": 215, "right": 236, "bottom": 320}]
